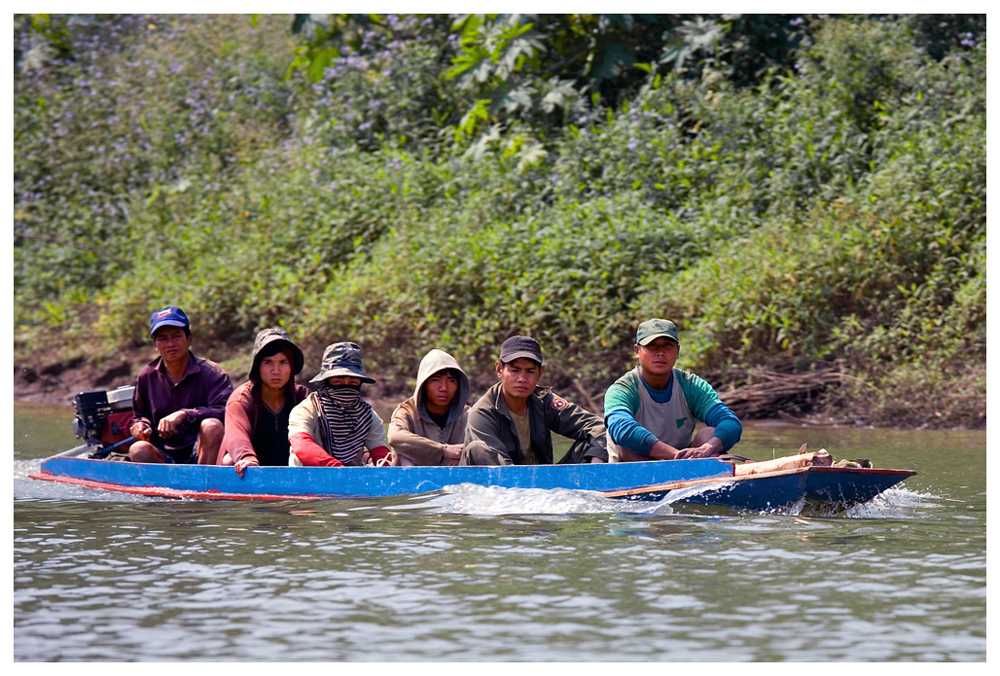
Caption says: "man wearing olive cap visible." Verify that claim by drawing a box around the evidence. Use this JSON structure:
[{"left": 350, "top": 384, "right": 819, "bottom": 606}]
[
  {"left": 461, "top": 335, "right": 608, "bottom": 465},
  {"left": 603, "top": 319, "right": 742, "bottom": 462}
]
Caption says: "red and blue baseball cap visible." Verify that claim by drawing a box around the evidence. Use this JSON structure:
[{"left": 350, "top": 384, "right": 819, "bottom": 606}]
[{"left": 150, "top": 305, "right": 190, "bottom": 338}]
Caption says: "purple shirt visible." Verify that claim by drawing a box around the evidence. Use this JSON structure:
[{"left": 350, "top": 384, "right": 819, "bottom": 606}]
[{"left": 130, "top": 351, "right": 233, "bottom": 456}]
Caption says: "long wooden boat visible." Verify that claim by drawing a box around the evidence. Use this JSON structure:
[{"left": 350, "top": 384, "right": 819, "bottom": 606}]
[
  {"left": 29, "top": 446, "right": 915, "bottom": 509},
  {"left": 29, "top": 386, "right": 916, "bottom": 510},
  {"left": 29, "top": 448, "right": 736, "bottom": 500}
]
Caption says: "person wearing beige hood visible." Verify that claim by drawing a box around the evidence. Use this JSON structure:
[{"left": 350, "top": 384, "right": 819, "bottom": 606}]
[{"left": 388, "top": 349, "right": 470, "bottom": 466}]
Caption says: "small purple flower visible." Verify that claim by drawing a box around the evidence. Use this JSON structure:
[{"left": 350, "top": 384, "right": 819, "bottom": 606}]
[
  {"left": 627, "top": 138, "right": 638, "bottom": 151},
  {"left": 789, "top": 17, "right": 804, "bottom": 27}
]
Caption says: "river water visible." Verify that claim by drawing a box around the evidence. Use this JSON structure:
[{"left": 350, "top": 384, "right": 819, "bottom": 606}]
[{"left": 11, "top": 402, "right": 987, "bottom": 662}]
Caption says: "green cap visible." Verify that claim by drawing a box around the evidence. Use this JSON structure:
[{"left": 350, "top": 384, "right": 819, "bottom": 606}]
[{"left": 636, "top": 318, "right": 680, "bottom": 346}]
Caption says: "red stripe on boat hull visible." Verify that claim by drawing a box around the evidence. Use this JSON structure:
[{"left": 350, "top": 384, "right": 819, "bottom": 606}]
[{"left": 27, "top": 471, "right": 323, "bottom": 501}]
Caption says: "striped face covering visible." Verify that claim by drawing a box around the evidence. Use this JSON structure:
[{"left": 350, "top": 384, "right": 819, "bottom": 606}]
[{"left": 316, "top": 384, "right": 374, "bottom": 464}]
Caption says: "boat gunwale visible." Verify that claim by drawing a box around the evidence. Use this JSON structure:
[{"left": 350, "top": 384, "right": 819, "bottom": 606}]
[{"left": 27, "top": 470, "right": 319, "bottom": 500}]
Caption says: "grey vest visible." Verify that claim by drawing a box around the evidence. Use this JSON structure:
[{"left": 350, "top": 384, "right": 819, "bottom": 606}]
[{"left": 608, "top": 368, "right": 695, "bottom": 462}]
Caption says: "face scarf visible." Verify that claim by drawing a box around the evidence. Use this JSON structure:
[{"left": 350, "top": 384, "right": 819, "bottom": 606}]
[{"left": 316, "top": 383, "right": 374, "bottom": 465}]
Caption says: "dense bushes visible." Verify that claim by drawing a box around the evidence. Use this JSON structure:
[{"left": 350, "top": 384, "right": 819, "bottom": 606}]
[
  {"left": 15, "top": 15, "right": 298, "bottom": 337},
  {"left": 13, "top": 14, "right": 986, "bottom": 427}
]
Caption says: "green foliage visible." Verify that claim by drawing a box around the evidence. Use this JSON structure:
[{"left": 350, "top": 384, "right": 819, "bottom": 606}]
[
  {"left": 14, "top": 14, "right": 986, "bottom": 427},
  {"left": 295, "top": 189, "right": 707, "bottom": 383},
  {"left": 14, "top": 15, "right": 297, "bottom": 335},
  {"left": 287, "top": 14, "right": 463, "bottom": 155},
  {"left": 289, "top": 13, "right": 810, "bottom": 151},
  {"left": 635, "top": 20, "right": 985, "bottom": 418}
]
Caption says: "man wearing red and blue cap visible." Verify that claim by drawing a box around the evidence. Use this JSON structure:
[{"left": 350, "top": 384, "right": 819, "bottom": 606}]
[
  {"left": 127, "top": 305, "right": 233, "bottom": 464},
  {"left": 604, "top": 319, "right": 742, "bottom": 462}
]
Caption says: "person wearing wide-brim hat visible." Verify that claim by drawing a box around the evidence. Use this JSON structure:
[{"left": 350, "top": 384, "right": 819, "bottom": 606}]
[
  {"left": 287, "top": 341, "right": 391, "bottom": 467},
  {"left": 219, "top": 328, "right": 310, "bottom": 475},
  {"left": 603, "top": 318, "right": 742, "bottom": 462}
]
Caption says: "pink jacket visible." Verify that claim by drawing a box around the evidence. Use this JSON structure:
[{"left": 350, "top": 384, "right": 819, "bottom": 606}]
[{"left": 220, "top": 380, "right": 309, "bottom": 466}]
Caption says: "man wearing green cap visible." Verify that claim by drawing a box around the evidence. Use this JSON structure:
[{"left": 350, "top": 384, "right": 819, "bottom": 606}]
[{"left": 603, "top": 319, "right": 742, "bottom": 462}]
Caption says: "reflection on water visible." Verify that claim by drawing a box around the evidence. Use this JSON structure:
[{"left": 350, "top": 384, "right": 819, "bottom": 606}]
[{"left": 12, "top": 406, "right": 987, "bottom": 661}]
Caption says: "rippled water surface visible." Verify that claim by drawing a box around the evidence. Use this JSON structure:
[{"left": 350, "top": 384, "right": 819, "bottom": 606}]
[{"left": 12, "top": 403, "right": 987, "bottom": 661}]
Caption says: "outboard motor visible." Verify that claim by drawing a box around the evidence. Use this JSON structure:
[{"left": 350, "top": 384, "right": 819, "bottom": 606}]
[{"left": 72, "top": 386, "right": 135, "bottom": 455}]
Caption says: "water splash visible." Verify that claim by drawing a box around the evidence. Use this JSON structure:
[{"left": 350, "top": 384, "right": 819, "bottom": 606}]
[
  {"left": 841, "top": 486, "right": 941, "bottom": 518},
  {"left": 764, "top": 486, "right": 939, "bottom": 519},
  {"left": 405, "top": 480, "right": 949, "bottom": 519},
  {"left": 404, "top": 483, "right": 673, "bottom": 516}
]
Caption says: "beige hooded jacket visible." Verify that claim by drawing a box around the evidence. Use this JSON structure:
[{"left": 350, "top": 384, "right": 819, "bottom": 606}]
[{"left": 388, "top": 349, "right": 470, "bottom": 466}]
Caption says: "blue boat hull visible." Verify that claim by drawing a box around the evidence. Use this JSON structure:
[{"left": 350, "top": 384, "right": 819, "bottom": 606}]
[
  {"left": 31, "top": 454, "right": 734, "bottom": 500},
  {"left": 607, "top": 466, "right": 917, "bottom": 511},
  {"left": 30, "top": 454, "right": 915, "bottom": 510}
]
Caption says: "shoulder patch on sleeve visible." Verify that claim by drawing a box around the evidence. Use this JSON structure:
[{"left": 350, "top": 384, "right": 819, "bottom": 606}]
[{"left": 551, "top": 396, "right": 569, "bottom": 410}]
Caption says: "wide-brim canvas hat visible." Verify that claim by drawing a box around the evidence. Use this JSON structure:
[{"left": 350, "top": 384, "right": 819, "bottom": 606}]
[
  {"left": 310, "top": 341, "right": 376, "bottom": 384},
  {"left": 249, "top": 328, "right": 304, "bottom": 381}
]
